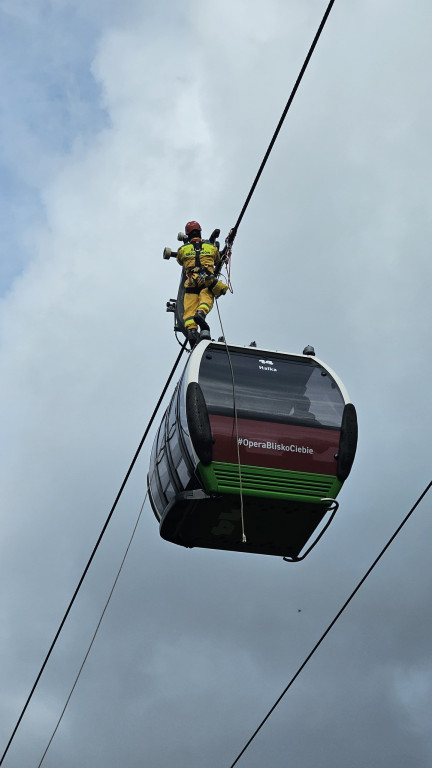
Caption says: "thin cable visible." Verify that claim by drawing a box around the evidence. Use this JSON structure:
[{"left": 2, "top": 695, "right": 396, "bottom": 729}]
[
  {"left": 228, "top": 480, "right": 432, "bottom": 767},
  {"left": 215, "top": 301, "right": 246, "bottom": 543},
  {"left": 0, "top": 341, "right": 187, "bottom": 767},
  {"left": 37, "top": 487, "right": 151, "bottom": 767},
  {"left": 225, "top": 0, "right": 336, "bottom": 248}
]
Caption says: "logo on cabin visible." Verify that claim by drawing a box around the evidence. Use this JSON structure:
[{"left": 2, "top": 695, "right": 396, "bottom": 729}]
[
  {"left": 258, "top": 358, "right": 277, "bottom": 372},
  {"left": 238, "top": 437, "right": 314, "bottom": 454}
]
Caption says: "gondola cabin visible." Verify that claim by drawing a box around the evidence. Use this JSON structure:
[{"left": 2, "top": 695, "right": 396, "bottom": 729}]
[{"left": 148, "top": 341, "right": 357, "bottom": 560}]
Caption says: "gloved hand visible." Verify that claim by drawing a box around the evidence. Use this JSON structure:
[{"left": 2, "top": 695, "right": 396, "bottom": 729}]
[{"left": 211, "top": 280, "right": 228, "bottom": 297}]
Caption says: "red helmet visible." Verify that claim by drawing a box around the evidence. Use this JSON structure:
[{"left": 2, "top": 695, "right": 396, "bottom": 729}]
[{"left": 185, "top": 220, "right": 202, "bottom": 237}]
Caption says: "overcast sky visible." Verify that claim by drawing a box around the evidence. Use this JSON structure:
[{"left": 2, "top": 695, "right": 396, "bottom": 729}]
[{"left": 1, "top": 0, "right": 431, "bottom": 766}]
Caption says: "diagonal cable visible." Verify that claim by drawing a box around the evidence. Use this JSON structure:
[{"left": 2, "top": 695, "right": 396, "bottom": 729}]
[
  {"left": 0, "top": 341, "right": 187, "bottom": 766},
  {"left": 228, "top": 480, "right": 432, "bottom": 767},
  {"left": 226, "top": 0, "right": 336, "bottom": 248}
]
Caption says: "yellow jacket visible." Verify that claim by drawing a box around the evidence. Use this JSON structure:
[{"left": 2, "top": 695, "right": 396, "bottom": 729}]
[{"left": 177, "top": 240, "right": 221, "bottom": 274}]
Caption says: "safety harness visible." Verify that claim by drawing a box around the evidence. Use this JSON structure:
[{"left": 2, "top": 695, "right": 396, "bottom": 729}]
[{"left": 184, "top": 240, "right": 219, "bottom": 295}]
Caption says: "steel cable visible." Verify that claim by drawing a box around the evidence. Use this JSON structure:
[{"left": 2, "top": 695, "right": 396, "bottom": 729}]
[
  {"left": 0, "top": 340, "right": 187, "bottom": 766},
  {"left": 228, "top": 480, "right": 432, "bottom": 767},
  {"left": 224, "top": 0, "right": 337, "bottom": 249}
]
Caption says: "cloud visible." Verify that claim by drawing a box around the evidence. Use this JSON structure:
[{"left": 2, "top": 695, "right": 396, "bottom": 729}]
[{"left": 0, "top": 1, "right": 431, "bottom": 766}]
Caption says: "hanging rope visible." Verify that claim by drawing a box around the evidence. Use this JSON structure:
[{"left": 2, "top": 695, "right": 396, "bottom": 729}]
[{"left": 215, "top": 301, "right": 246, "bottom": 543}]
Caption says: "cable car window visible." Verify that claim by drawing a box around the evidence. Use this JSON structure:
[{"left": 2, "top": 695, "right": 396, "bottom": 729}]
[
  {"left": 178, "top": 371, "right": 189, "bottom": 434},
  {"left": 163, "top": 478, "right": 175, "bottom": 503},
  {"left": 150, "top": 466, "right": 162, "bottom": 512},
  {"left": 155, "top": 414, "right": 165, "bottom": 460},
  {"left": 167, "top": 426, "right": 182, "bottom": 471},
  {"left": 150, "top": 417, "right": 168, "bottom": 506},
  {"left": 167, "top": 394, "right": 182, "bottom": 469},
  {"left": 156, "top": 450, "right": 169, "bottom": 504},
  {"left": 167, "top": 387, "right": 178, "bottom": 433},
  {"left": 149, "top": 425, "right": 163, "bottom": 511},
  {"left": 176, "top": 458, "right": 189, "bottom": 489},
  {"left": 302, "top": 367, "right": 344, "bottom": 427},
  {"left": 149, "top": 427, "right": 158, "bottom": 475},
  {"left": 199, "top": 347, "right": 344, "bottom": 428}
]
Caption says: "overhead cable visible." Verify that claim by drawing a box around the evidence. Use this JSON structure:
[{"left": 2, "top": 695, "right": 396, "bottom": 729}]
[
  {"left": 0, "top": 340, "right": 188, "bottom": 766},
  {"left": 225, "top": 0, "right": 336, "bottom": 249},
  {"left": 228, "top": 480, "right": 432, "bottom": 767}
]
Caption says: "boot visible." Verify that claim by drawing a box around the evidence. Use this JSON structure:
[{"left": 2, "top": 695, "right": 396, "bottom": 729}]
[
  {"left": 187, "top": 328, "right": 199, "bottom": 349},
  {"left": 194, "top": 310, "right": 210, "bottom": 331}
]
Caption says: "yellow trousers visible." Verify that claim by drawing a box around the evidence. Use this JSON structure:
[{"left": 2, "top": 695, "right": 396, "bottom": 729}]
[{"left": 183, "top": 288, "right": 214, "bottom": 331}]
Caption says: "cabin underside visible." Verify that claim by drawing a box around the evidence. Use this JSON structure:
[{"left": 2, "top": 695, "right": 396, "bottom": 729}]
[{"left": 159, "top": 488, "right": 333, "bottom": 558}]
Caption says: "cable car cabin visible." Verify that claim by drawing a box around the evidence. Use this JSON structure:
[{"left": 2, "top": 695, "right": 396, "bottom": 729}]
[{"left": 148, "top": 341, "right": 357, "bottom": 560}]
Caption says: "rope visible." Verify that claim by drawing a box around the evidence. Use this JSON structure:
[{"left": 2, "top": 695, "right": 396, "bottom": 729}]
[
  {"left": 0, "top": 341, "right": 188, "bottom": 766},
  {"left": 228, "top": 480, "right": 432, "bottom": 767},
  {"left": 215, "top": 301, "right": 246, "bottom": 543}
]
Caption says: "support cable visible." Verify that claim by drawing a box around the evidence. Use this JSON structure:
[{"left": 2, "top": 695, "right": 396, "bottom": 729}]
[
  {"left": 224, "top": 0, "right": 337, "bottom": 252},
  {"left": 0, "top": 341, "right": 188, "bottom": 766},
  {"left": 228, "top": 480, "right": 432, "bottom": 768}
]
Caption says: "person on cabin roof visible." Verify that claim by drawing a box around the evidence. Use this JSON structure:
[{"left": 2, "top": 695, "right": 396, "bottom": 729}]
[{"left": 177, "top": 220, "right": 228, "bottom": 348}]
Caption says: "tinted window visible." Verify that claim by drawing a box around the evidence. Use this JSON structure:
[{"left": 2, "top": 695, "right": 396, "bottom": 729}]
[
  {"left": 198, "top": 347, "right": 344, "bottom": 428},
  {"left": 167, "top": 390, "right": 182, "bottom": 469},
  {"left": 154, "top": 415, "right": 169, "bottom": 507},
  {"left": 176, "top": 458, "right": 190, "bottom": 488},
  {"left": 149, "top": 423, "right": 164, "bottom": 510},
  {"left": 150, "top": 466, "right": 162, "bottom": 512}
]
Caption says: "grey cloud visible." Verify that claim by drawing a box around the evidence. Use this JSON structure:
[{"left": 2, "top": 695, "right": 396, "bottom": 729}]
[{"left": 1, "top": 1, "right": 431, "bottom": 766}]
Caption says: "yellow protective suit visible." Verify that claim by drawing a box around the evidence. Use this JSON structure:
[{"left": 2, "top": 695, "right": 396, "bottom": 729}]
[{"left": 177, "top": 239, "right": 228, "bottom": 331}]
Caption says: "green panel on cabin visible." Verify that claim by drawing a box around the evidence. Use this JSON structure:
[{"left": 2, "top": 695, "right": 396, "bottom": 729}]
[{"left": 198, "top": 461, "right": 342, "bottom": 503}]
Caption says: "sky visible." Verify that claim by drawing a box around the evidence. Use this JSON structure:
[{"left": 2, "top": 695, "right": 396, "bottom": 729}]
[{"left": 0, "top": 0, "right": 431, "bottom": 765}]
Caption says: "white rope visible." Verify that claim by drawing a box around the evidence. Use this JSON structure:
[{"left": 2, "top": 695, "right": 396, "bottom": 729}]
[{"left": 215, "top": 300, "right": 246, "bottom": 543}]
